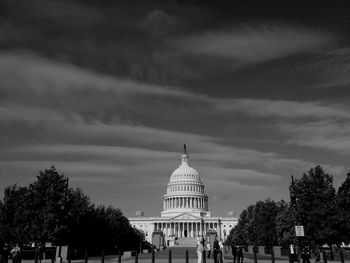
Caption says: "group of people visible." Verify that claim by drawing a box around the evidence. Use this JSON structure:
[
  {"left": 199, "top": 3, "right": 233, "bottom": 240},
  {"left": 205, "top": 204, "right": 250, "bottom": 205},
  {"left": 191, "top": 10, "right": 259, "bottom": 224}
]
[
  {"left": 196, "top": 237, "right": 244, "bottom": 263},
  {"left": 0, "top": 244, "right": 21, "bottom": 263},
  {"left": 230, "top": 244, "right": 244, "bottom": 263}
]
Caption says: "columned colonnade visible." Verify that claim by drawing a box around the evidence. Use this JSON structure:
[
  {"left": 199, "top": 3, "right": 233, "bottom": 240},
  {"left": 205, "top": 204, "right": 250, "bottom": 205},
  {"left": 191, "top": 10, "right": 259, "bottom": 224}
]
[
  {"left": 163, "top": 196, "right": 208, "bottom": 210},
  {"left": 154, "top": 221, "right": 219, "bottom": 238}
]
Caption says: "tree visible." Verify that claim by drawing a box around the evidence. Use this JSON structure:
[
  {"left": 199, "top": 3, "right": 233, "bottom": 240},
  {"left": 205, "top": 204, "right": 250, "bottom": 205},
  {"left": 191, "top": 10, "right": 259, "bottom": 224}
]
[
  {"left": 0, "top": 165, "right": 146, "bottom": 255},
  {"left": 28, "top": 166, "right": 70, "bottom": 245},
  {"left": 227, "top": 206, "right": 252, "bottom": 246},
  {"left": 228, "top": 199, "right": 283, "bottom": 247},
  {"left": 0, "top": 184, "right": 33, "bottom": 245},
  {"left": 336, "top": 172, "right": 350, "bottom": 244},
  {"left": 253, "top": 199, "right": 281, "bottom": 247},
  {"left": 292, "top": 165, "right": 337, "bottom": 247},
  {"left": 275, "top": 203, "right": 295, "bottom": 247}
]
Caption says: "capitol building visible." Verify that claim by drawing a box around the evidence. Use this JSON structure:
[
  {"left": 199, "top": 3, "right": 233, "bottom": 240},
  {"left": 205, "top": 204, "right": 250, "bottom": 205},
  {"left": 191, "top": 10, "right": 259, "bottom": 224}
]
[{"left": 129, "top": 146, "right": 238, "bottom": 246}]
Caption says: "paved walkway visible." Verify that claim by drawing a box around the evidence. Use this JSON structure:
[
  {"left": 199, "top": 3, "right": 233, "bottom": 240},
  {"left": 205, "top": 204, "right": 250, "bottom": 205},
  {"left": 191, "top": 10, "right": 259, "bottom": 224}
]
[
  {"left": 20, "top": 259, "right": 349, "bottom": 263},
  {"left": 19, "top": 247, "right": 350, "bottom": 263}
]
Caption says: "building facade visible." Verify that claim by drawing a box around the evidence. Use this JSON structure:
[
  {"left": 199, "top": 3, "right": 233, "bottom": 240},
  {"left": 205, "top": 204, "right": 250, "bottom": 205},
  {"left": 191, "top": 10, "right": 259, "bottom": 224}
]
[{"left": 129, "top": 147, "right": 238, "bottom": 246}]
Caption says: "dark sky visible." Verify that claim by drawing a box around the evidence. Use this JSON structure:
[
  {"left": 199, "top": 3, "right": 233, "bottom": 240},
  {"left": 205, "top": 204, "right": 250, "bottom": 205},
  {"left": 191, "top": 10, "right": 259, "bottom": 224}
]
[{"left": 1, "top": 0, "right": 350, "bottom": 217}]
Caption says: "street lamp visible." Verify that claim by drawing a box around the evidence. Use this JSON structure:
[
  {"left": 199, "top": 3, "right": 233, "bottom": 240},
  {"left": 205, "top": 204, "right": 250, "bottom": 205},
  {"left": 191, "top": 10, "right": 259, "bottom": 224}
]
[{"left": 57, "top": 177, "right": 69, "bottom": 263}]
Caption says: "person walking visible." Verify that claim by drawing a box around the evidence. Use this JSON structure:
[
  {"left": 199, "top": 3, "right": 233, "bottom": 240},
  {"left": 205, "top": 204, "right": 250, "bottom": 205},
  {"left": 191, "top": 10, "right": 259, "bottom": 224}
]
[
  {"left": 197, "top": 238, "right": 204, "bottom": 263},
  {"left": 207, "top": 242, "right": 211, "bottom": 259},
  {"left": 218, "top": 240, "right": 224, "bottom": 263},
  {"left": 1, "top": 244, "right": 10, "bottom": 263},
  {"left": 10, "top": 245, "right": 20, "bottom": 263},
  {"left": 301, "top": 248, "right": 310, "bottom": 263},
  {"left": 231, "top": 244, "right": 237, "bottom": 263},
  {"left": 237, "top": 246, "right": 243, "bottom": 263},
  {"left": 213, "top": 237, "right": 220, "bottom": 263}
]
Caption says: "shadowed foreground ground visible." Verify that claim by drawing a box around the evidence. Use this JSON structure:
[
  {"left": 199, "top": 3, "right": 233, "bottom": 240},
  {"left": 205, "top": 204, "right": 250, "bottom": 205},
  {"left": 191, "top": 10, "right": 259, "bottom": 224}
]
[{"left": 20, "top": 247, "right": 350, "bottom": 263}]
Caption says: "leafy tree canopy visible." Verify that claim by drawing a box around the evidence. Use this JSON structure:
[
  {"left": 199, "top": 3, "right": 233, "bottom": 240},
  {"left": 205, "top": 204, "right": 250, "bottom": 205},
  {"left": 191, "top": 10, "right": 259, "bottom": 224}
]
[{"left": 0, "top": 166, "right": 145, "bottom": 252}]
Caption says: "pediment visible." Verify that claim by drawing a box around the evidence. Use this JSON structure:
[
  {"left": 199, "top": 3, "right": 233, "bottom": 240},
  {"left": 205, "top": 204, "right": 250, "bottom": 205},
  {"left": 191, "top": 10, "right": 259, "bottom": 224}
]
[{"left": 169, "top": 213, "right": 201, "bottom": 220}]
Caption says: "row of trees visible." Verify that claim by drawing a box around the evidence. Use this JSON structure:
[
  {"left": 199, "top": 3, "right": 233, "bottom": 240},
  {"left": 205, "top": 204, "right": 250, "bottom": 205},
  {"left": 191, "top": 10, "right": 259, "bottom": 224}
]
[
  {"left": 227, "top": 166, "right": 350, "bottom": 250},
  {"left": 0, "top": 166, "right": 145, "bottom": 255}
]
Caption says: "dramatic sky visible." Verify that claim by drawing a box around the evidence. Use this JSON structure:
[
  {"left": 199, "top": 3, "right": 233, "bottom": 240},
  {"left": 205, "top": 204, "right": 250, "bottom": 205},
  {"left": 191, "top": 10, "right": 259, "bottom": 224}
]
[{"left": 1, "top": 0, "right": 350, "bottom": 217}]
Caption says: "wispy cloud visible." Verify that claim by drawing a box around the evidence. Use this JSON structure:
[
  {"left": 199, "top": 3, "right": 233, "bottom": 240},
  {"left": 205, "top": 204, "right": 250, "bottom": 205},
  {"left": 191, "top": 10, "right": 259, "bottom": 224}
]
[
  {"left": 278, "top": 120, "right": 350, "bottom": 154},
  {"left": 2, "top": 51, "right": 350, "bottom": 159},
  {"left": 1, "top": 51, "right": 348, "bottom": 124},
  {"left": 302, "top": 48, "right": 350, "bottom": 89},
  {"left": 174, "top": 24, "right": 335, "bottom": 65},
  {"left": 217, "top": 99, "right": 350, "bottom": 119}
]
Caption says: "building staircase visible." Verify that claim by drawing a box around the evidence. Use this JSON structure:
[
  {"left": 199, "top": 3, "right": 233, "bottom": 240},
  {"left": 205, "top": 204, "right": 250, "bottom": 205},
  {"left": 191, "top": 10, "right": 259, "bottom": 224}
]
[{"left": 174, "top": 237, "right": 197, "bottom": 247}]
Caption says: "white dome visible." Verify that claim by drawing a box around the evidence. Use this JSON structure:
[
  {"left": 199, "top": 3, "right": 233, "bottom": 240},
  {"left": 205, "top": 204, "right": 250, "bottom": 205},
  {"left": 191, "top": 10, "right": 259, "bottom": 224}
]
[
  {"left": 161, "top": 146, "right": 210, "bottom": 218},
  {"left": 169, "top": 154, "right": 202, "bottom": 183}
]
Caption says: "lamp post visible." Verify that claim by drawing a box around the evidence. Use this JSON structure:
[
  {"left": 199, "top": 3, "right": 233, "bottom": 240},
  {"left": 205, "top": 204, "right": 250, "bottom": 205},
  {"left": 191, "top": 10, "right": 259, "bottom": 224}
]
[
  {"left": 57, "top": 177, "right": 69, "bottom": 263},
  {"left": 201, "top": 215, "right": 204, "bottom": 239},
  {"left": 290, "top": 175, "right": 304, "bottom": 262}
]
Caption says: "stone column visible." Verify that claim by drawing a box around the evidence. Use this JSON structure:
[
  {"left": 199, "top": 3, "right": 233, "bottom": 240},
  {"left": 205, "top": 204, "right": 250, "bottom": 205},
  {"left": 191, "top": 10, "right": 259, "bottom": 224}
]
[
  {"left": 179, "top": 222, "right": 181, "bottom": 237},
  {"left": 191, "top": 222, "right": 194, "bottom": 237},
  {"left": 187, "top": 222, "right": 189, "bottom": 237}
]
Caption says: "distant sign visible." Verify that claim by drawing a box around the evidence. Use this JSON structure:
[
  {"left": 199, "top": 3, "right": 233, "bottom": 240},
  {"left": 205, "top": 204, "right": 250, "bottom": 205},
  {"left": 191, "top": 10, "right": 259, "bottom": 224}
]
[{"left": 295, "top": 225, "right": 304, "bottom": 237}]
